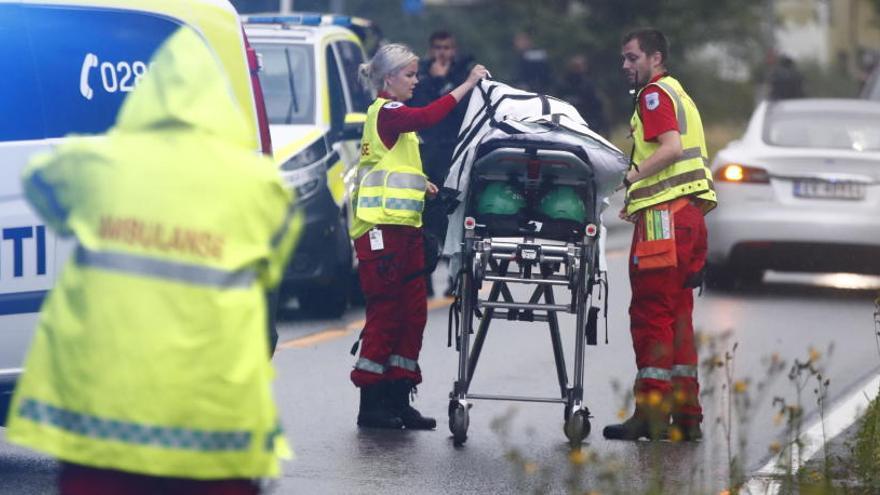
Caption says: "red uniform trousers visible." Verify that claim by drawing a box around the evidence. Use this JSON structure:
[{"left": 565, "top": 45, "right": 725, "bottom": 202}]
[
  {"left": 628, "top": 200, "right": 707, "bottom": 422},
  {"left": 59, "top": 463, "right": 259, "bottom": 495},
  {"left": 351, "top": 225, "right": 427, "bottom": 387}
]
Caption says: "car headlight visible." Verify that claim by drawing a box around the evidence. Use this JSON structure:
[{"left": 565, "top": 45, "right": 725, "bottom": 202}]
[
  {"left": 280, "top": 139, "right": 328, "bottom": 171},
  {"left": 715, "top": 163, "right": 770, "bottom": 184},
  {"left": 279, "top": 139, "right": 332, "bottom": 202}
]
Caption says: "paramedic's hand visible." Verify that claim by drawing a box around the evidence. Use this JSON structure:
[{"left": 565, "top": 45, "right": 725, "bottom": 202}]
[
  {"left": 618, "top": 206, "right": 636, "bottom": 223},
  {"left": 466, "top": 65, "right": 489, "bottom": 85},
  {"left": 451, "top": 65, "right": 489, "bottom": 102},
  {"left": 426, "top": 181, "right": 439, "bottom": 199}
]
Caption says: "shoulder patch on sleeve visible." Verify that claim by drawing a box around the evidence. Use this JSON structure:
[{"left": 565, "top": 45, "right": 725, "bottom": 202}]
[
  {"left": 645, "top": 92, "right": 660, "bottom": 111},
  {"left": 383, "top": 101, "right": 404, "bottom": 109}
]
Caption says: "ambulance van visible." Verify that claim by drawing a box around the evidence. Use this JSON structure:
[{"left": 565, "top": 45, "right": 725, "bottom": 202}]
[
  {"left": 0, "top": 0, "right": 272, "bottom": 424},
  {"left": 243, "top": 14, "right": 373, "bottom": 318}
]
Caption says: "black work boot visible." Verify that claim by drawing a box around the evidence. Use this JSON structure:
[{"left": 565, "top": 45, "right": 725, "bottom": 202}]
[
  {"left": 357, "top": 384, "right": 404, "bottom": 429},
  {"left": 603, "top": 411, "right": 667, "bottom": 441},
  {"left": 670, "top": 413, "right": 703, "bottom": 442},
  {"left": 388, "top": 380, "right": 436, "bottom": 430}
]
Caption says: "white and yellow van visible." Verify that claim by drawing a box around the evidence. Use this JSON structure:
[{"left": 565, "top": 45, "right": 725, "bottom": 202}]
[
  {"left": 0, "top": 0, "right": 272, "bottom": 424},
  {"left": 243, "top": 14, "right": 374, "bottom": 317}
]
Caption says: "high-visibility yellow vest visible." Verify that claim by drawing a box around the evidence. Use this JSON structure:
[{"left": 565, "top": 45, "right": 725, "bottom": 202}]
[
  {"left": 6, "top": 27, "right": 300, "bottom": 480},
  {"left": 349, "top": 98, "right": 426, "bottom": 239},
  {"left": 626, "top": 75, "right": 717, "bottom": 216}
]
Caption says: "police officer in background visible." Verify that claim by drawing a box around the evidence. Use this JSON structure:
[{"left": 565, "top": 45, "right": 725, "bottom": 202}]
[
  {"left": 603, "top": 28, "right": 716, "bottom": 442},
  {"left": 5, "top": 27, "right": 300, "bottom": 493}
]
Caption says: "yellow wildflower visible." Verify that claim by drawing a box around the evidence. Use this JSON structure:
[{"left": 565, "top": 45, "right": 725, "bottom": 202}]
[
  {"left": 773, "top": 411, "right": 785, "bottom": 426},
  {"left": 769, "top": 441, "right": 782, "bottom": 454},
  {"left": 734, "top": 380, "right": 748, "bottom": 394},
  {"left": 668, "top": 426, "right": 683, "bottom": 443},
  {"left": 808, "top": 347, "right": 821, "bottom": 363},
  {"left": 673, "top": 390, "right": 688, "bottom": 405},
  {"left": 569, "top": 450, "right": 587, "bottom": 465},
  {"left": 617, "top": 408, "right": 628, "bottom": 420}
]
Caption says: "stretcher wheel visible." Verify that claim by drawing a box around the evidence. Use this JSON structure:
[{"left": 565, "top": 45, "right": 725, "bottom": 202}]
[
  {"left": 564, "top": 409, "right": 590, "bottom": 448},
  {"left": 449, "top": 401, "right": 469, "bottom": 446}
]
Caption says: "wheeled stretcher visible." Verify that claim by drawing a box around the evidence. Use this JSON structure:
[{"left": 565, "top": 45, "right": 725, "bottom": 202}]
[{"left": 442, "top": 81, "right": 627, "bottom": 447}]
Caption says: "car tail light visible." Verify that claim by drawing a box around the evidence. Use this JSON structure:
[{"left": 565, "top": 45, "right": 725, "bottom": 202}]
[{"left": 716, "top": 164, "right": 770, "bottom": 184}]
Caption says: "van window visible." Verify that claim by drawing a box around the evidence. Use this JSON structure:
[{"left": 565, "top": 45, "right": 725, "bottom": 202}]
[
  {"left": 334, "top": 41, "right": 372, "bottom": 112},
  {"left": 326, "top": 45, "right": 346, "bottom": 131},
  {"left": 256, "top": 44, "right": 315, "bottom": 125},
  {"left": 1, "top": 4, "right": 180, "bottom": 141}
]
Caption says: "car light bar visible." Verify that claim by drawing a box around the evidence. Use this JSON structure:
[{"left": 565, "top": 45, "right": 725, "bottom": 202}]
[
  {"left": 245, "top": 13, "right": 367, "bottom": 29},
  {"left": 716, "top": 163, "right": 770, "bottom": 184},
  {"left": 247, "top": 14, "right": 323, "bottom": 26}
]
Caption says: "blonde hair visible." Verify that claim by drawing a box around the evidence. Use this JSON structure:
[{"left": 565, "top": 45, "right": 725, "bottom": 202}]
[{"left": 358, "top": 43, "right": 418, "bottom": 92}]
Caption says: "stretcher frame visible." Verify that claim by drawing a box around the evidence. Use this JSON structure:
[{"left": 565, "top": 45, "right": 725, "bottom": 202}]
[{"left": 447, "top": 139, "right": 603, "bottom": 448}]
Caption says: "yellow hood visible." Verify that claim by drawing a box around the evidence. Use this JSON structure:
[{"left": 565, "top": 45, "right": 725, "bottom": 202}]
[{"left": 114, "top": 26, "right": 252, "bottom": 148}]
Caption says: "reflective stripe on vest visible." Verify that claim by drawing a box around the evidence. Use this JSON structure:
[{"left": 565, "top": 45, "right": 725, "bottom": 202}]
[
  {"left": 671, "top": 365, "right": 698, "bottom": 378},
  {"left": 350, "top": 98, "right": 425, "bottom": 238},
  {"left": 628, "top": 148, "right": 713, "bottom": 200},
  {"left": 626, "top": 75, "right": 716, "bottom": 215},
  {"left": 354, "top": 357, "right": 386, "bottom": 374},
  {"left": 361, "top": 170, "right": 427, "bottom": 190},
  {"left": 17, "top": 398, "right": 252, "bottom": 452},
  {"left": 636, "top": 367, "right": 672, "bottom": 381},
  {"left": 76, "top": 246, "right": 256, "bottom": 289},
  {"left": 654, "top": 81, "right": 687, "bottom": 135},
  {"left": 387, "top": 354, "right": 418, "bottom": 372}
]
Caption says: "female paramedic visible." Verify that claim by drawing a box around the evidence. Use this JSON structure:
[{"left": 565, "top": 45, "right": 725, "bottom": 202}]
[{"left": 349, "top": 43, "right": 488, "bottom": 430}]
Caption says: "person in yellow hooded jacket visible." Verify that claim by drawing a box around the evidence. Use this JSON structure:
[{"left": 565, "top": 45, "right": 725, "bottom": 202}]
[{"left": 5, "top": 26, "right": 301, "bottom": 494}]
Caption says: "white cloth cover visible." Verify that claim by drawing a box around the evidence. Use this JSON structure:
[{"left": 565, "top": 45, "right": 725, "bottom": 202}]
[{"left": 442, "top": 79, "right": 628, "bottom": 264}]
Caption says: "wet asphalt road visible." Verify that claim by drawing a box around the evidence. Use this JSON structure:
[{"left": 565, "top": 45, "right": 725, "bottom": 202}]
[{"left": 2, "top": 226, "right": 878, "bottom": 494}]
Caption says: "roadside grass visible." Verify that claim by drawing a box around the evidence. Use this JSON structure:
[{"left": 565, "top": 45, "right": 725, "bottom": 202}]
[{"left": 491, "top": 293, "right": 880, "bottom": 494}]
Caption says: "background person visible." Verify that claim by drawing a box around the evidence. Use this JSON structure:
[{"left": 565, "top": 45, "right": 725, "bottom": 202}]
[
  {"left": 512, "top": 31, "right": 552, "bottom": 94},
  {"left": 350, "top": 43, "right": 488, "bottom": 430},
  {"left": 5, "top": 27, "right": 300, "bottom": 494},
  {"left": 410, "top": 29, "right": 475, "bottom": 297},
  {"left": 604, "top": 28, "right": 716, "bottom": 442},
  {"left": 559, "top": 54, "right": 608, "bottom": 135}
]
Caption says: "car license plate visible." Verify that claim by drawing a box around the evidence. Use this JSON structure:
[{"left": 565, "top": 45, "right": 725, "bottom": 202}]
[{"left": 793, "top": 179, "right": 866, "bottom": 200}]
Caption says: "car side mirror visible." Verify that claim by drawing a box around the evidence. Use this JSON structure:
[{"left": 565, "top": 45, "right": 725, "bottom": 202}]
[{"left": 337, "top": 121, "right": 363, "bottom": 141}]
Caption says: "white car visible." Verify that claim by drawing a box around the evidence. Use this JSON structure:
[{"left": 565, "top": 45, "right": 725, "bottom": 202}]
[{"left": 706, "top": 98, "right": 880, "bottom": 288}]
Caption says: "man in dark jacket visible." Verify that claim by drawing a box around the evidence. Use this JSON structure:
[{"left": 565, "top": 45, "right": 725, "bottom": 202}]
[
  {"left": 410, "top": 30, "right": 474, "bottom": 186},
  {"left": 410, "top": 31, "right": 474, "bottom": 296}
]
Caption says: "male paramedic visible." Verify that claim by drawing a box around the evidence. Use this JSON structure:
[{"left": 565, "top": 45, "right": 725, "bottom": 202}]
[
  {"left": 6, "top": 27, "right": 300, "bottom": 493},
  {"left": 603, "top": 28, "right": 716, "bottom": 442}
]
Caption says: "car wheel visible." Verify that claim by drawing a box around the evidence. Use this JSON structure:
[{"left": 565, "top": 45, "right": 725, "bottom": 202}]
[
  {"left": 737, "top": 268, "right": 764, "bottom": 288},
  {"left": 705, "top": 262, "right": 736, "bottom": 290},
  {"left": 299, "top": 270, "right": 350, "bottom": 318}
]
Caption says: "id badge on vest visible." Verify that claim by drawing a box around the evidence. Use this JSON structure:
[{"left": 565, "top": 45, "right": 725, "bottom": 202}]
[{"left": 369, "top": 227, "right": 384, "bottom": 251}]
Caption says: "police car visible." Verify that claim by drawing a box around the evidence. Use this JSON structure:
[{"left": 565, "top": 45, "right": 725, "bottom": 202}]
[
  {"left": 0, "top": 0, "right": 272, "bottom": 424},
  {"left": 243, "top": 14, "right": 375, "bottom": 317}
]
